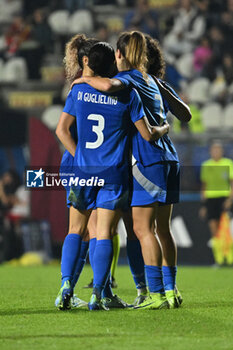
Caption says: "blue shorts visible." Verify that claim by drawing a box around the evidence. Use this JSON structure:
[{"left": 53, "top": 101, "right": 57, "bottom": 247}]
[
  {"left": 67, "top": 162, "right": 130, "bottom": 211},
  {"left": 68, "top": 183, "right": 129, "bottom": 211},
  {"left": 131, "top": 161, "right": 180, "bottom": 207}
]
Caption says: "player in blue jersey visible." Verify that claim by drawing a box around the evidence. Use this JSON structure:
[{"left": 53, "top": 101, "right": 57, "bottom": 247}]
[
  {"left": 145, "top": 34, "right": 191, "bottom": 306},
  {"left": 55, "top": 34, "right": 98, "bottom": 309},
  {"left": 60, "top": 35, "right": 121, "bottom": 300},
  {"left": 55, "top": 41, "right": 170, "bottom": 311},
  {"left": 73, "top": 31, "right": 191, "bottom": 309}
]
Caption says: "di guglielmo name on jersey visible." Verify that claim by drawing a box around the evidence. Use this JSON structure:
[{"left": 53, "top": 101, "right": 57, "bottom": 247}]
[{"left": 77, "top": 91, "right": 118, "bottom": 105}]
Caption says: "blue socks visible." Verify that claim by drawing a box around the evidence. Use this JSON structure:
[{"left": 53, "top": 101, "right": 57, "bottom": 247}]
[
  {"left": 71, "top": 240, "right": 89, "bottom": 289},
  {"left": 127, "top": 239, "right": 146, "bottom": 290},
  {"left": 145, "top": 265, "right": 165, "bottom": 294},
  {"left": 89, "top": 237, "right": 113, "bottom": 298},
  {"left": 162, "top": 266, "right": 177, "bottom": 291},
  {"left": 93, "top": 239, "right": 113, "bottom": 298},
  {"left": 61, "top": 233, "right": 82, "bottom": 286},
  {"left": 89, "top": 238, "right": 97, "bottom": 269}
]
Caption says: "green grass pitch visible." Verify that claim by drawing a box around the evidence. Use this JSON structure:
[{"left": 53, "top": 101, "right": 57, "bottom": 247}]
[{"left": 0, "top": 265, "right": 233, "bottom": 350}]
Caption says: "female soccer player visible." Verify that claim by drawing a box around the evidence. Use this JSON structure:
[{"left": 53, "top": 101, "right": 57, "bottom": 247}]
[
  {"left": 55, "top": 34, "right": 98, "bottom": 309},
  {"left": 55, "top": 40, "right": 169, "bottom": 311},
  {"left": 72, "top": 31, "right": 191, "bottom": 309},
  {"left": 58, "top": 35, "right": 122, "bottom": 304},
  {"left": 145, "top": 34, "right": 191, "bottom": 305}
]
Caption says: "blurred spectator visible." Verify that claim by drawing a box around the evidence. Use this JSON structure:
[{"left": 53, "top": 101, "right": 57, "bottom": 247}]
[
  {"left": 202, "top": 25, "right": 225, "bottom": 81},
  {"left": 95, "top": 22, "right": 117, "bottom": 48},
  {"left": 208, "top": 0, "right": 225, "bottom": 13},
  {"left": 194, "top": 0, "right": 210, "bottom": 26},
  {"left": 219, "top": 0, "right": 233, "bottom": 48},
  {"left": 31, "top": 8, "right": 53, "bottom": 53},
  {"left": 193, "top": 37, "right": 212, "bottom": 74},
  {"left": 222, "top": 52, "right": 233, "bottom": 86},
  {"left": 163, "top": 0, "right": 206, "bottom": 56},
  {"left": 8, "top": 184, "right": 30, "bottom": 222},
  {"left": 0, "top": 170, "right": 25, "bottom": 262},
  {"left": 96, "top": 23, "right": 109, "bottom": 42},
  {"left": 23, "top": 0, "right": 63, "bottom": 17},
  {"left": 124, "top": 0, "right": 159, "bottom": 39},
  {"left": 0, "top": 0, "right": 22, "bottom": 24},
  {"left": 8, "top": 10, "right": 53, "bottom": 79},
  {"left": 0, "top": 170, "right": 21, "bottom": 209},
  {"left": 4, "top": 14, "right": 31, "bottom": 58},
  {"left": 210, "top": 52, "right": 233, "bottom": 106}
]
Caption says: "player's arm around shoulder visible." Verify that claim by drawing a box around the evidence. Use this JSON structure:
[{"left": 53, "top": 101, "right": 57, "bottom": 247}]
[{"left": 71, "top": 76, "right": 124, "bottom": 93}]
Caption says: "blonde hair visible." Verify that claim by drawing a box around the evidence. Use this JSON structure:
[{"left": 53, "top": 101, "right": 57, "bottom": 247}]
[
  {"left": 117, "top": 31, "right": 148, "bottom": 80},
  {"left": 63, "top": 34, "right": 87, "bottom": 82}
]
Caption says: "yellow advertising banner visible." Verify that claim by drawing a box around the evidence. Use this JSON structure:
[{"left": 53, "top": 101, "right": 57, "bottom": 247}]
[{"left": 9, "top": 92, "right": 55, "bottom": 108}]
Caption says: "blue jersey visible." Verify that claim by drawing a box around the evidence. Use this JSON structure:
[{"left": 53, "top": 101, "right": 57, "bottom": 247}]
[
  {"left": 158, "top": 79, "right": 181, "bottom": 115},
  {"left": 63, "top": 83, "right": 144, "bottom": 182},
  {"left": 115, "top": 69, "right": 179, "bottom": 165}
]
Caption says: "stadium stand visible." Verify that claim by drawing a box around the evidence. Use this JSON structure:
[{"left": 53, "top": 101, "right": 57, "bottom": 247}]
[
  {"left": 2, "top": 57, "right": 28, "bottom": 82},
  {"left": 187, "top": 77, "right": 210, "bottom": 104},
  {"left": 175, "top": 53, "right": 194, "bottom": 79},
  {"left": 68, "top": 9, "right": 94, "bottom": 34},
  {"left": 201, "top": 103, "right": 222, "bottom": 130},
  {"left": 223, "top": 103, "right": 233, "bottom": 130},
  {"left": 48, "top": 10, "right": 69, "bottom": 35}
]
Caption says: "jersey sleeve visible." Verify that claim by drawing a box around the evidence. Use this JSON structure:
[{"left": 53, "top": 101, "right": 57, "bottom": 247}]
[
  {"left": 128, "top": 88, "right": 145, "bottom": 123},
  {"left": 63, "top": 90, "right": 76, "bottom": 117},
  {"left": 114, "top": 72, "right": 132, "bottom": 88}
]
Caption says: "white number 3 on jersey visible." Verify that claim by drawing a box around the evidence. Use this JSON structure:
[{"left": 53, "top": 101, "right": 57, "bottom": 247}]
[{"left": 85, "top": 114, "right": 105, "bottom": 149}]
